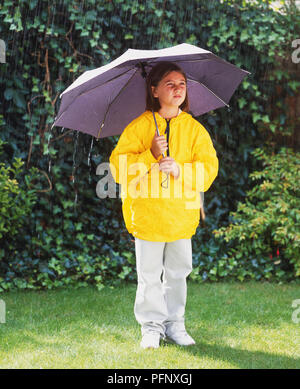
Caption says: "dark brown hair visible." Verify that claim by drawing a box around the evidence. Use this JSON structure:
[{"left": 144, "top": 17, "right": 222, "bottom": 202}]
[{"left": 145, "top": 61, "right": 189, "bottom": 112}]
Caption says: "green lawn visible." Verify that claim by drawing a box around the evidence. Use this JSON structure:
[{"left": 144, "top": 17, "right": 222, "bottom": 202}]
[{"left": 0, "top": 281, "right": 299, "bottom": 369}]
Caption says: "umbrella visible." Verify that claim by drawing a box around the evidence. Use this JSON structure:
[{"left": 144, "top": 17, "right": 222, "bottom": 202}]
[{"left": 53, "top": 43, "right": 250, "bottom": 139}]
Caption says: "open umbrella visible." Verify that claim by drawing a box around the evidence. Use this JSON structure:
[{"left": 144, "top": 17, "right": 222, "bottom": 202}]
[{"left": 52, "top": 43, "right": 250, "bottom": 139}]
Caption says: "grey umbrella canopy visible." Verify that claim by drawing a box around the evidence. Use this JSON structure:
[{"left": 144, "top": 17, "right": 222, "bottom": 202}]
[{"left": 53, "top": 43, "right": 250, "bottom": 139}]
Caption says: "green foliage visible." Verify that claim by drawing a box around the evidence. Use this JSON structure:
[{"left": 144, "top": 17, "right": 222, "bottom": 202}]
[
  {"left": 0, "top": 138, "right": 39, "bottom": 289},
  {"left": 213, "top": 148, "right": 300, "bottom": 281},
  {"left": 0, "top": 0, "right": 299, "bottom": 291},
  {"left": 0, "top": 139, "right": 37, "bottom": 240}
]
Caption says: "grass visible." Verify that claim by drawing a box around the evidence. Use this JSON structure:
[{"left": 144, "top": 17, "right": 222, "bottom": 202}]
[{"left": 0, "top": 281, "right": 299, "bottom": 369}]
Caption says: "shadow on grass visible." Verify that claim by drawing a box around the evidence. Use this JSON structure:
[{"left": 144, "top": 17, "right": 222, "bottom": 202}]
[{"left": 162, "top": 340, "right": 300, "bottom": 369}]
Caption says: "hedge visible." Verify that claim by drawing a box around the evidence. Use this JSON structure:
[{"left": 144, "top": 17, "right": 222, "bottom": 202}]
[{"left": 0, "top": 0, "right": 299, "bottom": 291}]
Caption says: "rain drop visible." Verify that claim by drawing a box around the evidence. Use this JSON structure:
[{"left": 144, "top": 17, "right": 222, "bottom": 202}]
[
  {"left": 87, "top": 137, "right": 94, "bottom": 166},
  {"left": 74, "top": 191, "right": 78, "bottom": 205},
  {"left": 72, "top": 130, "right": 79, "bottom": 184},
  {"left": 47, "top": 124, "right": 53, "bottom": 174}
]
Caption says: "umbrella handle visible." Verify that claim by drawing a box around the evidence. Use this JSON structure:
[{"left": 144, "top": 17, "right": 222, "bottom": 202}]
[
  {"left": 152, "top": 110, "right": 167, "bottom": 159},
  {"left": 152, "top": 109, "right": 160, "bottom": 136},
  {"left": 152, "top": 110, "right": 169, "bottom": 187}
]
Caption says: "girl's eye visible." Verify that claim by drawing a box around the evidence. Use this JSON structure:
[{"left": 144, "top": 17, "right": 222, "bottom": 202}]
[{"left": 166, "top": 83, "right": 185, "bottom": 87}]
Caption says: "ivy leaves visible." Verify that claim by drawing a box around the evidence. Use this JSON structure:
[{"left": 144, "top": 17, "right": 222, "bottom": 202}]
[{"left": 0, "top": 0, "right": 299, "bottom": 291}]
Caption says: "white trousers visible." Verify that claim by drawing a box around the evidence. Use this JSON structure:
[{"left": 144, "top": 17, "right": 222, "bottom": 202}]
[{"left": 134, "top": 237, "right": 193, "bottom": 337}]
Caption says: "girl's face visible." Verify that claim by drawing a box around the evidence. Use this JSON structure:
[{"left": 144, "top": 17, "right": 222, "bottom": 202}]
[{"left": 151, "top": 71, "right": 186, "bottom": 110}]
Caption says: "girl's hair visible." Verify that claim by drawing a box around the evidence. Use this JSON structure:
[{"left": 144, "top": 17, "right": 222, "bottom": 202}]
[{"left": 145, "top": 61, "right": 189, "bottom": 112}]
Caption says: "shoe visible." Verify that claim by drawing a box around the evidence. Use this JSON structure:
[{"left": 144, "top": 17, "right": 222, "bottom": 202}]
[
  {"left": 166, "top": 331, "right": 195, "bottom": 346},
  {"left": 140, "top": 331, "right": 161, "bottom": 349},
  {"left": 165, "top": 324, "right": 196, "bottom": 346}
]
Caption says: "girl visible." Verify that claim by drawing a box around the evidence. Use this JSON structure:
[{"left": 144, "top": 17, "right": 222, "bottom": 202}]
[{"left": 109, "top": 61, "right": 218, "bottom": 349}]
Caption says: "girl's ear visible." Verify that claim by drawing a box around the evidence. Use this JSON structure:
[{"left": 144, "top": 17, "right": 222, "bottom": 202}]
[{"left": 151, "top": 85, "right": 158, "bottom": 98}]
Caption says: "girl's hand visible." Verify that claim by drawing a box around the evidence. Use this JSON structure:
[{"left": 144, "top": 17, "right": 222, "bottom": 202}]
[
  {"left": 151, "top": 134, "right": 168, "bottom": 159},
  {"left": 158, "top": 157, "right": 180, "bottom": 178}
]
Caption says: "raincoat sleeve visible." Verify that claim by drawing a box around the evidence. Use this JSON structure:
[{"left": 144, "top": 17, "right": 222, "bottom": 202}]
[
  {"left": 177, "top": 123, "right": 218, "bottom": 193},
  {"left": 109, "top": 119, "right": 157, "bottom": 187}
]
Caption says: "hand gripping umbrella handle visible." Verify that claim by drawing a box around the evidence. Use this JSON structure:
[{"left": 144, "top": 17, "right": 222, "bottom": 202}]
[{"left": 132, "top": 111, "right": 169, "bottom": 190}]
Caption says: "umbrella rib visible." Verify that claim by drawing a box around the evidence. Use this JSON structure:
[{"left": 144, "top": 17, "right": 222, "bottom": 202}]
[
  {"left": 54, "top": 67, "right": 135, "bottom": 127},
  {"left": 97, "top": 68, "right": 139, "bottom": 139},
  {"left": 187, "top": 77, "right": 230, "bottom": 108}
]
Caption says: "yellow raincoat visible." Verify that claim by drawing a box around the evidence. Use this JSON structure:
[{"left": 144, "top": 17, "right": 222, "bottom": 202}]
[{"left": 109, "top": 110, "right": 218, "bottom": 242}]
